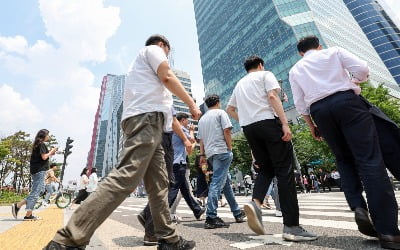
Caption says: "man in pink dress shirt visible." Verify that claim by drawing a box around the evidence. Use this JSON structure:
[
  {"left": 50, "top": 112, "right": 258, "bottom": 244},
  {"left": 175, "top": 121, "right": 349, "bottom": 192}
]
[{"left": 289, "top": 35, "right": 400, "bottom": 249}]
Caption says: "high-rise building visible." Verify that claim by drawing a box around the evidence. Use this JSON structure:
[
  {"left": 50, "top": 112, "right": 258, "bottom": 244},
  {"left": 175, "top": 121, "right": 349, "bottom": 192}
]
[
  {"left": 173, "top": 69, "right": 194, "bottom": 114},
  {"left": 193, "top": 0, "right": 400, "bottom": 132},
  {"left": 87, "top": 74, "right": 125, "bottom": 177},
  {"left": 343, "top": 0, "right": 400, "bottom": 85},
  {"left": 173, "top": 69, "right": 198, "bottom": 135}
]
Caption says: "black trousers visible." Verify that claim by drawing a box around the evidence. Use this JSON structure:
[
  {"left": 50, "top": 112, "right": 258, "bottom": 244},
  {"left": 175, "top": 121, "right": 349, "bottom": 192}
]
[
  {"left": 370, "top": 107, "right": 400, "bottom": 180},
  {"left": 243, "top": 118, "right": 299, "bottom": 226},
  {"left": 310, "top": 90, "right": 399, "bottom": 235},
  {"left": 168, "top": 163, "right": 202, "bottom": 216},
  {"left": 143, "top": 132, "right": 174, "bottom": 236},
  {"left": 73, "top": 189, "right": 88, "bottom": 204}
]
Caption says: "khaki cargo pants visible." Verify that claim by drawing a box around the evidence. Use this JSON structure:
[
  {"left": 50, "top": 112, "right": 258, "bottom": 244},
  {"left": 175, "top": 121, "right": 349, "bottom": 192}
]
[{"left": 53, "top": 112, "right": 178, "bottom": 246}]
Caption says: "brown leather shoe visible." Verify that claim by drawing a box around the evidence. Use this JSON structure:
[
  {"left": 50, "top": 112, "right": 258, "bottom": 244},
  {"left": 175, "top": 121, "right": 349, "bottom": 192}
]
[
  {"left": 379, "top": 234, "right": 400, "bottom": 249},
  {"left": 143, "top": 234, "right": 158, "bottom": 246}
]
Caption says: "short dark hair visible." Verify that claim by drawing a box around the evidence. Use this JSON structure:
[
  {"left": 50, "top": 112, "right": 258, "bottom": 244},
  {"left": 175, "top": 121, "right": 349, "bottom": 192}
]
[
  {"left": 145, "top": 34, "right": 170, "bottom": 49},
  {"left": 244, "top": 55, "right": 264, "bottom": 72},
  {"left": 50, "top": 163, "right": 57, "bottom": 168},
  {"left": 176, "top": 112, "right": 189, "bottom": 121},
  {"left": 204, "top": 94, "right": 220, "bottom": 108},
  {"left": 297, "top": 35, "right": 320, "bottom": 53},
  {"left": 91, "top": 168, "right": 97, "bottom": 174}
]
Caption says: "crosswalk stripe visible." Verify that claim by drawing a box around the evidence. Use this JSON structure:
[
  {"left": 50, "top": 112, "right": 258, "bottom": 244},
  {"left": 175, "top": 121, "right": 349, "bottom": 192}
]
[{"left": 115, "top": 192, "right": 400, "bottom": 233}]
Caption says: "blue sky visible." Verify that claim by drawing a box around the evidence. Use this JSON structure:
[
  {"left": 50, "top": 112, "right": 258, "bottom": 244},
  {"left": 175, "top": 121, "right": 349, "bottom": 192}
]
[
  {"left": 0, "top": 0, "right": 204, "bottom": 182},
  {"left": 0, "top": 0, "right": 399, "bottom": 183}
]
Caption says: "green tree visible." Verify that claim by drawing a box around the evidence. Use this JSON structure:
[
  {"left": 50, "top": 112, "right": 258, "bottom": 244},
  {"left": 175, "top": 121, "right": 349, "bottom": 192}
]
[
  {"left": 231, "top": 134, "right": 252, "bottom": 174},
  {"left": 0, "top": 132, "right": 32, "bottom": 191},
  {"left": 361, "top": 82, "right": 400, "bottom": 125},
  {"left": 0, "top": 140, "right": 12, "bottom": 188},
  {"left": 291, "top": 123, "right": 335, "bottom": 172},
  {"left": 188, "top": 148, "right": 200, "bottom": 178},
  {"left": 8, "top": 131, "right": 32, "bottom": 192}
]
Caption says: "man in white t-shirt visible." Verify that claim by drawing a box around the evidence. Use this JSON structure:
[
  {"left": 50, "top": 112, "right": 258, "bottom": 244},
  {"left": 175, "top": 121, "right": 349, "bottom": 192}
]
[
  {"left": 198, "top": 94, "right": 246, "bottom": 229},
  {"left": 45, "top": 35, "right": 201, "bottom": 250},
  {"left": 226, "top": 55, "right": 317, "bottom": 242}
]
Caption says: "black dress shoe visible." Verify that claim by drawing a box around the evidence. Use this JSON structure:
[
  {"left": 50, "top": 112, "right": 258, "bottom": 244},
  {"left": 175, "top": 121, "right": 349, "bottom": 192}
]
[
  {"left": 354, "top": 207, "right": 378, "bottom": 237},
  {"left": 379, "top": 234, "right": 400, "bottom": 249},
  {"left": 43, "top": 240, "right": 85, "bottom": 250}
]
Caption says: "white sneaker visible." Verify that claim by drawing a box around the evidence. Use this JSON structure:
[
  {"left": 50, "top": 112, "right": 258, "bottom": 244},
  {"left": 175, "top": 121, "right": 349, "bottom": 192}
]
[
  {"left": 171, "top": 214, "right": 182, "bottom": 223},
  {"left": 275, "top": 210, "right": 282, "bottom": 217},
  {"left": 42, "top": 201, "right": 49, "bottom": 207}
]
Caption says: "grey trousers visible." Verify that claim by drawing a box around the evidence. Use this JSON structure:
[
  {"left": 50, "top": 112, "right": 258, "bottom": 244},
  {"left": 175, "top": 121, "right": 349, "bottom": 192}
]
[{"left": 53, "top": 112, "right": 178, "bottom": 246}]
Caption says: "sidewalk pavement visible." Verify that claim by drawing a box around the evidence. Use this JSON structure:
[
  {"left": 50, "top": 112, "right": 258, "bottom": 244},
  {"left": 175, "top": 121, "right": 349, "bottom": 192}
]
[{"left": 0, "top": 204, "right": 154, "bottom": 250}]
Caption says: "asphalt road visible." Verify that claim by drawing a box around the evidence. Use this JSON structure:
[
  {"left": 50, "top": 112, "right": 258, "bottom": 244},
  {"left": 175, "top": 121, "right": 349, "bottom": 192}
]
[{"left": 104, "top": 191, "right": 400, "bottom": 250}]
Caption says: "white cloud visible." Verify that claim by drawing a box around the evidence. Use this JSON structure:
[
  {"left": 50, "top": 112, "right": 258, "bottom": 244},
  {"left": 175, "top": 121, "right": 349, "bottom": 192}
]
[
  {"left": 50, "top": 85, "right": 100, "bottom": 182},
  {"left": 0, "top": 0, "right": 121, "bottom": 182},
  {"left": 0, "top": 84, "right": 43, "bottom": 134},
  {"left": 0, "top": 35, "right": 28, "bottom": 54},
  {"left": 39, "top": 0, "right": 121, "bottom": 62}
]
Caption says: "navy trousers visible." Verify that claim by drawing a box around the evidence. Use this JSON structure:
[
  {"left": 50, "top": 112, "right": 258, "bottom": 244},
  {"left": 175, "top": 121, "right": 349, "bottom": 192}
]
[
  {"left": 310, "top": 90, "right": 399, "bottom": 235},
  {"left": 168, "top": 163, "right": 202, "bottom": 216}
]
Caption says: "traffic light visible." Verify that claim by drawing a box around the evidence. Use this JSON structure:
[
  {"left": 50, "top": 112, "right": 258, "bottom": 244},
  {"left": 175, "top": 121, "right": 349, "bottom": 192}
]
[{"left": 65, "top": 137, "right": 74, "bottom": 157}]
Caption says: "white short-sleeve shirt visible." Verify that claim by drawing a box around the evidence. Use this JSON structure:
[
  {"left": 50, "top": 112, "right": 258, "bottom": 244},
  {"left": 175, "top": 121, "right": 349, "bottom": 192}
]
[
  {"left": 228, "top": 71, "right": 280, "bottom": 127},
  {"left": 122, "top": 45, "right": 173, "bottom": 131}
]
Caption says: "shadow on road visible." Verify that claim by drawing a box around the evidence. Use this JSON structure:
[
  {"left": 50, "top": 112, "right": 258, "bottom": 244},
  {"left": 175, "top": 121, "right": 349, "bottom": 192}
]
[
  {"left": 214, "top": 232, "right": 252, "bottom": 242},
  {"left": 296, "top": 235, "right": 381, "bottom": 249},
  {"left": 112, "top": 236, "right": 146, "bottom": 247}
]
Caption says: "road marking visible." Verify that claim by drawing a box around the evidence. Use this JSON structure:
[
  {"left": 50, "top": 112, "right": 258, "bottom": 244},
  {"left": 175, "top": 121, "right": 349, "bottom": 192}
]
[{"left": 231, "top": 234, "right": 292, "bottom": 249}]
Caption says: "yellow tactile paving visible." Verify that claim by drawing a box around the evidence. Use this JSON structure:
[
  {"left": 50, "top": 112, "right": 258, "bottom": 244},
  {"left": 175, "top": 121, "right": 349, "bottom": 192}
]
[{"left": 0, "top": 207, "right": 63, "bottom": 250}]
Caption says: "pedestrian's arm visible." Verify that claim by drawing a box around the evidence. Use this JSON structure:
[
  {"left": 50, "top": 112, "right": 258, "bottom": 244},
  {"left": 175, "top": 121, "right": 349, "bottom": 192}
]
[
  {"left": 338, "top": 47, "right": 369, "bottom": 84},
  {"left": 226, "top": 105, "right": 239, "bottom": 121},
  {"left": 302, "top": 115, "right": 323, "bottom": 141},
  {"left": 172, "top": 117, "right": 193, "bottom": 155},
  {"left": 49, "top": 170, "right": 60, "bottom": 183},
  {"left": 188, "top": 123, "right": 196, "bottom": 144},
  {"left": 267, "top": 89, "right": 292, "bottom": 141},
  {"left": 199, "top": 139, "right": 206, "bottom": 165},
  {"left": 41, "top": 147, "right": 57, "bottom": 160},
  {"left": 223, "top": 128, "right": 232, "bottom": 151},
  {"left": 157, "top": 62, "right": 201, "bottom": 120},
  {"left": 83, "top": 175, "right": 89, "bottom": 185}
]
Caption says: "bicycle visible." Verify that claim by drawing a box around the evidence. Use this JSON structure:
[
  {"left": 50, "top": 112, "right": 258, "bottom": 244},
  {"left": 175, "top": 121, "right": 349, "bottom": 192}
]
[{"left": 35, "top": 183, "right": 72, "bottom": 209}]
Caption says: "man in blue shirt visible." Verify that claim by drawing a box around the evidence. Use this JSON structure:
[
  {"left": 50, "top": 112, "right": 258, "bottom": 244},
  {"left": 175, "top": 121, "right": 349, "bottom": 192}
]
[{"left": 168, "top": 113, "right": 206, "bottom": 220}]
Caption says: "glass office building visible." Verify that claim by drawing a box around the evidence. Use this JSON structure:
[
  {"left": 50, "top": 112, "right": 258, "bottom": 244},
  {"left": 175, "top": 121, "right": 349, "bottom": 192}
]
[
  {"left": 193, "top": 0, "right": 399, "bottom": 132},
  {"left": 87, "top": 74, "right": 125, "bottom": 177},
  {"left": 343, "top": 0, "right": 400, "bottom": 85}
]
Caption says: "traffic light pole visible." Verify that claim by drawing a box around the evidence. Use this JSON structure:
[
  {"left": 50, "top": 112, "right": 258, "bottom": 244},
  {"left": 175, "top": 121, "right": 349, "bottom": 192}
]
[
  {"left": 60, "top": 153, "right": 68, "bottom": 184},
  {"left": 60, "top": 137, "right": 73, "bottom": 184}
]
